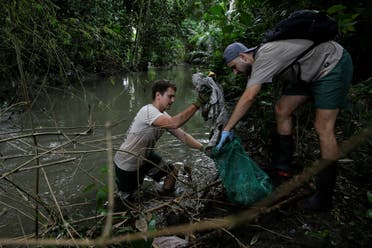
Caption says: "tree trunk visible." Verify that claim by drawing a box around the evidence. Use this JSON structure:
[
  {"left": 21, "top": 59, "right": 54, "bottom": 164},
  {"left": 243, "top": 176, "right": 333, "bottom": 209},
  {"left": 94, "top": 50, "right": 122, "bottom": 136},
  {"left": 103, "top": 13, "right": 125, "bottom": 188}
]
[{"left": 227, "top": 0, "right": 236, "bottom": 22}]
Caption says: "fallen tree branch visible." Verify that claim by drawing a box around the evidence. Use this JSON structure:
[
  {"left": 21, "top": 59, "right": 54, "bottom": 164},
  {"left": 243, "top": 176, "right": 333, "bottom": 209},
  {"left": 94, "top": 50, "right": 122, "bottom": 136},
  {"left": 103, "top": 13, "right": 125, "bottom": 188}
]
[
  {"left": 19, "top": 158, "right": 77, "bottom": 171},
  {"left": 221, "top": 227, "right": 250, "bottom": 248},
  {"left": 0, "top": 130, "right": 88, "bottom": 180},
  {"left": 0, "top": 119, "right": 127, "bottom": 137},
  {"left": 0, "top": 130, "right": 93, "bottom": 144},
  {"left": 0, "top": 125, "right": 370, "bottom": 246}
]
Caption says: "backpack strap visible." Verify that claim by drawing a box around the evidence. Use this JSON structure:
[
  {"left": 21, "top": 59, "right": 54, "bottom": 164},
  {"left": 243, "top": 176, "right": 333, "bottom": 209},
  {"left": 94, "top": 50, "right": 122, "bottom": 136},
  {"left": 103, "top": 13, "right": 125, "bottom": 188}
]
[
  {"left": 253, "top": 41, "right": 319, "bottom": 62},
  {"left": 253, "top": 44, "right": 262, "bottom": 58},
  {"left": 283, "top": 41, "right": 320, "bottom": 73},
  {"left": 252, "top": 44, "right": 262, "bottom": 59},
  {"left": 254, "top": 41, "right": 320, "bottom": 84}
]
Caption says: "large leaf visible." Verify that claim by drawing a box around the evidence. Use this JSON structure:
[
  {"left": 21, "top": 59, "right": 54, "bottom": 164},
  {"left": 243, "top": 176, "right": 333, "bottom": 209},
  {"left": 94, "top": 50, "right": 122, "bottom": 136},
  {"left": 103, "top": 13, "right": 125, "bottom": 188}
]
[
  {"left": 367, "top": 191, "right": 372, "bottom": 204},
  {"left": 367, "top": 209, "right": 372, "bottom": 219}
]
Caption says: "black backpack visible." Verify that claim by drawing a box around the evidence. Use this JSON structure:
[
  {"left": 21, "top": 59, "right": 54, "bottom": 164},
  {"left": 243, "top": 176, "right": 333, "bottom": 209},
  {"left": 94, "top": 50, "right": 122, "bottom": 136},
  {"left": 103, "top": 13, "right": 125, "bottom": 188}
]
[
  {"left": 263, "top": 9, "right": 339, "bottom": 43},
  {"left": 259, "top": 10, "right": 339, "bottom": 85}
]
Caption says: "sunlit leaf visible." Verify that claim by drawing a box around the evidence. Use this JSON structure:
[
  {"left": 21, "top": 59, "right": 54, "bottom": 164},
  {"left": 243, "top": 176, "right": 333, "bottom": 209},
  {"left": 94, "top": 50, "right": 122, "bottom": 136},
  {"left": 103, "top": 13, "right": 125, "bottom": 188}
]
[
  {"left": 250, "top": 233, "right": 260, "bottom": 245},
  {"left": 135, "top": 216, "right": 148, "bottom": 232},
  {"left": 100, "top": 166, "right": 108, "bottom": 173},
  {"left": 103, "top": 26, "right": 123, "bottom": 39},
  {"left": 367, "top": 191, "right": 372, "bottom": 204},
  {"left": 208, "top": 3, "right": 225, "bottom": 17},
  {"left": 366, "top": 209, "right": 372, "bottom": 219},
  {"left": 327, "top": 4, "right": 346, "bottom": 15},
  {"left": 83, "top": 183, "right": 96, "bottom": 192},
  {"left": 110, "top": 77, "right": 116, "bottom": 86},
  {"left": 306, "top": 230, "right": 330, "bottom": 240}
]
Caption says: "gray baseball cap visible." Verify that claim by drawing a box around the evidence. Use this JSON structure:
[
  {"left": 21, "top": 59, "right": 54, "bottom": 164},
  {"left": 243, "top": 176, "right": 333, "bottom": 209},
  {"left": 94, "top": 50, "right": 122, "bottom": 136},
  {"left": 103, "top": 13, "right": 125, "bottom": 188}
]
[{"left": 223, "top": 42, "right": 257, "bottom": 64}]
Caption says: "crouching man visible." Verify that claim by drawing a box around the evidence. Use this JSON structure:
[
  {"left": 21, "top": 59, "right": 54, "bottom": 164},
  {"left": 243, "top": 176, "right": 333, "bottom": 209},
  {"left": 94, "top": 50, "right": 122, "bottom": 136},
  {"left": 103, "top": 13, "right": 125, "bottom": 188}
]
[{"left": 114, "top": 79, "right": 211, "bottom": 200}]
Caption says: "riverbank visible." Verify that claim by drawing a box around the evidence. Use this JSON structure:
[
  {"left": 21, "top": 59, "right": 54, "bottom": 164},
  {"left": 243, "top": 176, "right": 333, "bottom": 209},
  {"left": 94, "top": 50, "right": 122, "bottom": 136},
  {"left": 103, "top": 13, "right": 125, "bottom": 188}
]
[{"left": 0, "top": 76, "right": 370, "bottom": 247}]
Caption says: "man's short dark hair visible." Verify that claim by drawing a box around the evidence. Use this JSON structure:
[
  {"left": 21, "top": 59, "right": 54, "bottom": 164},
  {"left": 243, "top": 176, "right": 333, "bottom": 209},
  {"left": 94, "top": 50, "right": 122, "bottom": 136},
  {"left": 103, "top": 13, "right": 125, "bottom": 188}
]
[{"left": 152, "top": 80, "right": 177, "bottom": 100}]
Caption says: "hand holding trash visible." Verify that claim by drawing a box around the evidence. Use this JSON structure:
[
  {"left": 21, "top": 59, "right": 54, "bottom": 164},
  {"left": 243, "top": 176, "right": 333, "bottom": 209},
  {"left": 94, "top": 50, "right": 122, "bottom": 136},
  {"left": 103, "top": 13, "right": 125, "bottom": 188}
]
[
  {"left": 193, "top": 84, "right": 212, "bottom": 108},
  {"left": 216, "top": 130, "right": 234, "bottom": 150}
]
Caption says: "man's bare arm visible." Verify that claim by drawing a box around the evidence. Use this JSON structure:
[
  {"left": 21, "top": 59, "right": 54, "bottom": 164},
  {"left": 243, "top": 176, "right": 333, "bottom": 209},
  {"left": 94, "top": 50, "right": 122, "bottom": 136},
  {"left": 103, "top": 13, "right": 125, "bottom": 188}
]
[
  {"left": 152, "top": 104, "right": 199, "bottom": 129},
  {"left": 224, "top": 84, "right": 262, "bottom": 131},
  {"left": 168, "top": 128, "right": 203, "bottom": 150}
]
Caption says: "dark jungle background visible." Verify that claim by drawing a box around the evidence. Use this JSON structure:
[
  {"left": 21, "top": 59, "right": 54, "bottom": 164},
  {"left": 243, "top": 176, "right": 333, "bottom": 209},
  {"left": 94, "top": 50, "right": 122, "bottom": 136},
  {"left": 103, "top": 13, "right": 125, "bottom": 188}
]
[
  {"left": 0, "top": 0, "right": 371, "bottom": 247},
  {"left": 1, "top": 0, "right": 371, "bottom": 93}
]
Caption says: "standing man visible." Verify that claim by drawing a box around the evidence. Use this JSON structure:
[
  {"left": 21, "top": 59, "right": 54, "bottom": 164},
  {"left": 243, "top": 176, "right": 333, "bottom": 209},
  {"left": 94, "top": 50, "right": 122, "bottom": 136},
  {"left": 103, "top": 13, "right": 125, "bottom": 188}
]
[
  {"left": 114, "top": 79, "right": 211, "bottom": 199},
  {"left": 217, "top": 40, "right": 353, "bottom": 210}
]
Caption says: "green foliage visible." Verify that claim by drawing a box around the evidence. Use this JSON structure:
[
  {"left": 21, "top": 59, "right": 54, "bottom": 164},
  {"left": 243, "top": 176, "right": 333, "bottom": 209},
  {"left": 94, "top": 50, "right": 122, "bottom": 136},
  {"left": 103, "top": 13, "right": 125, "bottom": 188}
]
[
  {"left": 0, "top": 0, "right": 132, "bottom": 85},
  {"left": 134, "top": 215, "right": 156, "bottom": 248},
  {"left": 307, "top": 230, "right": 330, "bottom": 239},
  {"left": 122, "top": 214, "right": 157, "bottom": 248},
  {"left": 180, "top": 1, "right": 364, "bottom": 96},
  {"left": 327, "top": 5, "right": 359, "bottom": 37},
  {"left": 183, "top": 0, "right": 261, "bottom": 65},
  {"left": 1, "top": 0, "right": 370, "bottom": 92},
  {"left": 83, "top": 165, "right": 108, "bottom": 213},
  {"left": 1, "top": 0, "right": 190, "bottom": 85},
  {"left": 339, "top": 79, "right": 372, "bottom": 137},
  {"left": 96, "top": 186, "right": 108, "bottom": 213},
  {"left": 367, "top": 191, "right": 372, "bottom": 219},
  {"left": 219, "top": 3, "right": 360, "bottom": 94}
]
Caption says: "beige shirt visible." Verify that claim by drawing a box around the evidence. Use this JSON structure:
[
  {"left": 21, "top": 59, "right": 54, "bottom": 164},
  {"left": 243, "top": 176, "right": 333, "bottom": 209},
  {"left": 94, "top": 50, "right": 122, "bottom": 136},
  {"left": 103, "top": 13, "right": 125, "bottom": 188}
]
[
  {"left": 247, "top": 39, "right": 344, "bottom": 87},
  {"left": 114, "top": 104, "right": 169, "bottom": 171}
]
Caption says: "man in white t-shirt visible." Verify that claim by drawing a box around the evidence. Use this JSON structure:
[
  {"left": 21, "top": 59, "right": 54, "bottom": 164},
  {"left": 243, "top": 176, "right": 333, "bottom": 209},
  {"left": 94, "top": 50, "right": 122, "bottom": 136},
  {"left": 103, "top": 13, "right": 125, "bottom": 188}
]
[
  {"left": 217, "top": 40, "right": 353, "bottom": 210},
  {"left": 114, "top": 79, "right": 211, "bottom": 199}
]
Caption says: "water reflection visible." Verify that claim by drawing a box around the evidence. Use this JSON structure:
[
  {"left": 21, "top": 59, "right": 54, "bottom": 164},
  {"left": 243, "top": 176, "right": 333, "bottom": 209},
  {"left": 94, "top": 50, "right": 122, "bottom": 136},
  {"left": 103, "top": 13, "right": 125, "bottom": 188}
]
[
  {"left": 0, "top": 65, "right": 215, "bottom": 238},
  {"left": 122, "top": 76, "right": 136, "bottom": 111}
]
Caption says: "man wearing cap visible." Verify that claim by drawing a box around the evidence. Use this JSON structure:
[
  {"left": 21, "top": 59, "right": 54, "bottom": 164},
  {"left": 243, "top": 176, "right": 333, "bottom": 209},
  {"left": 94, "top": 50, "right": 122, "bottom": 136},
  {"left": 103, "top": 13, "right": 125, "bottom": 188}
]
[{"left": 217, "top": 40, "right": 353, "bottom": 210}]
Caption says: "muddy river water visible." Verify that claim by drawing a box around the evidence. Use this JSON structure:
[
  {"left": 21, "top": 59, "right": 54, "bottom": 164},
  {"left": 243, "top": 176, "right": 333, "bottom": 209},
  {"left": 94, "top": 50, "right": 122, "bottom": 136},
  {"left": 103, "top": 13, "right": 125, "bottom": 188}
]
[{"left": 0, "top": 65, "right": 217, "bottom": 238}]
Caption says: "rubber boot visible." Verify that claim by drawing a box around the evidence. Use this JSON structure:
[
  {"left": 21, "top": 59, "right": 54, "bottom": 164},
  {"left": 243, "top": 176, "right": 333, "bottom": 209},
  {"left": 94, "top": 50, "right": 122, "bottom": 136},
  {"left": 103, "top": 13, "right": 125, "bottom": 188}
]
[
  {"left": 159, "top": 168, "right": 178, "bottom": 196},
  {"left": 271, "top": 133, "right": 294, "bottom": 172},
  {"left": 299, "top": 161, "right": 337, "bottom": 211}
]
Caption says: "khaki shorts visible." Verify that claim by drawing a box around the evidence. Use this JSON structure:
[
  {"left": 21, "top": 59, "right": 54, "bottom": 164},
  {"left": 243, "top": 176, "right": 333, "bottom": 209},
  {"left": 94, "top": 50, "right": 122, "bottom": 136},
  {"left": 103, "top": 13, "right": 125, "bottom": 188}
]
[{"left": 283, "top": 49, "right": 353, "bottom": 109}]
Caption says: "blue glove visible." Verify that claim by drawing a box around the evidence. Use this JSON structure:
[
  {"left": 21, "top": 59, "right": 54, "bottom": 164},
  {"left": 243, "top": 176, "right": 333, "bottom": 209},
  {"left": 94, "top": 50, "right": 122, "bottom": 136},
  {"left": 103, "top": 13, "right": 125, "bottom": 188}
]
[{"left": 216, "top": 131, "right": 234, "bottom": 150}]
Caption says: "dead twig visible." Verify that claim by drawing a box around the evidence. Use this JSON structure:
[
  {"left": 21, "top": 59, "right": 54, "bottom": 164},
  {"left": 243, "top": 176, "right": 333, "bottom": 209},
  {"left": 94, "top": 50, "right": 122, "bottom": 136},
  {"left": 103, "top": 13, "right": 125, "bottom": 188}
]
[
  {"left": 221, "top": 227, "right": 250, "bottom": 248},
  {"left": 19, "top": 158, "right": 77, "bottom": 171},
  {"left": 247, "top": 224, "right": 292, "bottom": 240},
  {"left": 0, "top": 200, "right": 35, "bottom": 222},
  {"left": 2, "top": 177, "right": 54, "bottom": 219},
  {"left": 0, "top": 131, "right": 87, "bottom": 180},
  {"left": 0, "top": 125, "right": 370, "bottom": 247},
  {"left": 101, "top": 122, "right": 115, "bottom": 239},
  {"left": 0, "top": 131, "right": 92, "bottom": 144},
  {"left": 41, "top": 168, "right": 80, "bottom": 244}
]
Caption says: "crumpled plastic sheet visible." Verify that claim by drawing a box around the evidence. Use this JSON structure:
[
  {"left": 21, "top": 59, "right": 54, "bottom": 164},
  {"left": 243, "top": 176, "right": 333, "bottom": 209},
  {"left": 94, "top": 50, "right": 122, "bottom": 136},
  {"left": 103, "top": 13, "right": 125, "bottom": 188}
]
[
  {"left": 152, "top": 235, "right": 188, "bottom": 248},
  {"left": 192, "top": 73, "right": 228, "bottom": 148}
]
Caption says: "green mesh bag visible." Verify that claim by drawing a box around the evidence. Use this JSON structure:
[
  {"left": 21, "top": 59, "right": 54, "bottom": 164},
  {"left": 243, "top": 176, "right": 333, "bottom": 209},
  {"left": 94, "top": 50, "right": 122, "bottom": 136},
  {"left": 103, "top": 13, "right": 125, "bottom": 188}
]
[{"left": 211, "top": 138, "right": 273, "bottom": 205}]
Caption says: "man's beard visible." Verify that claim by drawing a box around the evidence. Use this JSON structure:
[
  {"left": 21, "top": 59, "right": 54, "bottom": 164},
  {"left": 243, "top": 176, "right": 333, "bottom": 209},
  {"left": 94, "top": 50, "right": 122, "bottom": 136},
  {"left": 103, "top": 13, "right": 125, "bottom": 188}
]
[{"left": 243, "top": 63, "right": 252, "bottom": 76}]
